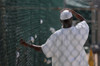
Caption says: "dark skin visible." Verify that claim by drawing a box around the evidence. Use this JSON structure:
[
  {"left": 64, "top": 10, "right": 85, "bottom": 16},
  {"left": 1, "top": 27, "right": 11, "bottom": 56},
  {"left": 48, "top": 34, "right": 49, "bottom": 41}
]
[
  {"left": 60, "top": 17, "right": 73, "bottom": 28},
  {"left": 20, "top": 8, "right": 85, "bottom": 52},
  {"left": 20, "top": 39, "right": 42, "bottom": 52}
]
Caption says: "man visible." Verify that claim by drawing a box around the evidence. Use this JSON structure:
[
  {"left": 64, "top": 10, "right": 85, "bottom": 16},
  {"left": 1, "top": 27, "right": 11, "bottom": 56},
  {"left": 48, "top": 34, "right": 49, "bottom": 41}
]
[{"left": 20, "top": 8, "right": 89, "bottom": 66}]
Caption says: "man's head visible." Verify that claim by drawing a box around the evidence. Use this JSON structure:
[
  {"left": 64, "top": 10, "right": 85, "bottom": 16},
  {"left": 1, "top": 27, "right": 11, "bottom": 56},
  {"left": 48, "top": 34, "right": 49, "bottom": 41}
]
[{"left": 60, "top": 10, "right": 73, "bottom": 28}]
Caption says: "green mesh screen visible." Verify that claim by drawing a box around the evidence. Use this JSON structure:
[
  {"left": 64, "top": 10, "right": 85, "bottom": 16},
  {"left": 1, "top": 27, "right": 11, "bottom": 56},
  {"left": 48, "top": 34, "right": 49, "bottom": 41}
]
[{"left": 0, "top": 0, "right": 93, "bottom": 66}]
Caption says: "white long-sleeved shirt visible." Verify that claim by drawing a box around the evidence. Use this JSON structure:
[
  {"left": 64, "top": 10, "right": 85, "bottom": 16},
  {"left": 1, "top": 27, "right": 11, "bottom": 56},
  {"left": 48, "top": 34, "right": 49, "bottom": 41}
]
[{"left": 42, "top": 20, "right": 89, "bottom": 66}]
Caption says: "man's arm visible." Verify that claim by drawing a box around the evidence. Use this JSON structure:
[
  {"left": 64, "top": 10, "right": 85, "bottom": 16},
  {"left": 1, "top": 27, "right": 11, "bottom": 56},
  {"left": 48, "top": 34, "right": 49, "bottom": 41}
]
[
  {"left": 20, "top": 39, "right": 42, "bottom": 52},
  {"left": 69, "top": 9, "right": 85, "bottom": 21}
]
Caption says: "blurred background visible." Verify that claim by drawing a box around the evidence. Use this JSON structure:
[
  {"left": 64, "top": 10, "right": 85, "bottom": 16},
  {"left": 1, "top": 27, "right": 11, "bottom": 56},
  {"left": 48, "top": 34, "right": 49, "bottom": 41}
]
[{"left": 0, "top": 0, "right": 100, "bottom": 66}]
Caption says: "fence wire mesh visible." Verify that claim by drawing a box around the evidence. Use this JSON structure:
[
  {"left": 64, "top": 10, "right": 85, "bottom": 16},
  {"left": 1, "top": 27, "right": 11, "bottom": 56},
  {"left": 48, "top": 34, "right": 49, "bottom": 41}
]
[
  {"left": 41, "top": 20, "right": 89, "bottom": 66},
  {"left": 0, "top": 0, "right": 95, "bottom": 66}
]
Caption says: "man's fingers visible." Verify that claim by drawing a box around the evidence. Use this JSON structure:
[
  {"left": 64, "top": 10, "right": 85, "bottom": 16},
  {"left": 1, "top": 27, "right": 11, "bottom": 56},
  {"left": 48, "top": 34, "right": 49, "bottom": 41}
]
[
  {"left": 20, "top": 39, "right": 25, "bottom": 44},
  {"left": 20, "top": 39, "right": 23, "bottom": 41},
  {"left": 19, "top": 39, "right": 29, "bottom": 47}
]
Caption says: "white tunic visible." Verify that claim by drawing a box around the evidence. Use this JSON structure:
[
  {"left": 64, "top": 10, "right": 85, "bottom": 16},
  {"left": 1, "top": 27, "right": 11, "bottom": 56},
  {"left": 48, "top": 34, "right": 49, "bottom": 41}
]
[{"left": 41, "top": 21, "right": 89, "bottom": 66}]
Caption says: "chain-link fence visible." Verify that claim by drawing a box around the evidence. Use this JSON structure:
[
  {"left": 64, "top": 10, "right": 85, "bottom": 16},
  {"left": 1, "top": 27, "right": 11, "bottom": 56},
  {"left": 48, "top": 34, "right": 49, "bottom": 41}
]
[
  {"left": 0, "top": 0, "right": 97, "bottom": 66},
  {"left": 41, "top": 20, "right": 89, "bottom": 66}
]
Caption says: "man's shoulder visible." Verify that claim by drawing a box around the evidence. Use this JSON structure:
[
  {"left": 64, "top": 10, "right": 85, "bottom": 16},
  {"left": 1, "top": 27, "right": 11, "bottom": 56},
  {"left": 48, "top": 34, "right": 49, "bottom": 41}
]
[
  {"left": 51, "top": 29, "right": 62, "bottom": 37},
  {"left": 77, "top": 20, "right": 87, "bottom": 25},
  {"left": 54, "top": 29, "right": 62, "bottom": 34},
  {"left": 75, "top": 20, "right": 89, "bottom": 29}
]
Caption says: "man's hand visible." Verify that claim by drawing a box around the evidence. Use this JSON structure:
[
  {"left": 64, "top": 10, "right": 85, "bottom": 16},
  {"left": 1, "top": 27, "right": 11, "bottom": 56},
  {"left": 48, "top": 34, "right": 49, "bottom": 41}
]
[
  {"left": 20, "top": 39, "right": 42, "bottom": 52},
  {"left": 20, "top": 39, "right": 29, "bottom": 47}
]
